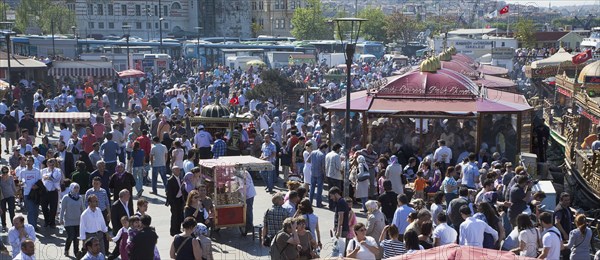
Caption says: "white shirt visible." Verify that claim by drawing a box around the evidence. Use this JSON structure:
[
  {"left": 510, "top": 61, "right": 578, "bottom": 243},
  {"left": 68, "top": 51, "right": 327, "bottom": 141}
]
[
  {"left": 325, "top": 151, "right": 342, "bottom": 180},
  {"left": 12, "top": 252, "right": 35, "bottom": 260},
  {"left": 432, "top": 222, "right": 458, "bottom": 246},
  {"left": 433, "top": 145, "right": 452, "bottom": 163},
  {"left": 245, "top": 171, "right": 256, "bottom": 199},
  {"left": 459, "top": 216, "right": 498, "bottom": 247},
  {"left": 79, "top": 207, "right": 109, "bottom": 240},
  {"left": 41, "top": 167, "right": 62, "bottom": 192},
  {"left": 120, "top": 200, "right": 131, "bottom": 217},
  {"left": 20, "top": 168, "right": 41, "bottom": 196},
  {"left": 542, "top": 227, "right": 562, "bottom": 260},
  {"left": 8, "top": 224, "right": 36, "bottom": 258},
  {"left": 59, "top": 129, "right": 73, "bottom": 144},
  {"left": 346, "top": 236, "right": 378, "bottom": 259}
]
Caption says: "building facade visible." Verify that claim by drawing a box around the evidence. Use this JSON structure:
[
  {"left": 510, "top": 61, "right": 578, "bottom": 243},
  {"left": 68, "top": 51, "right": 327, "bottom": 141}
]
[
  {"left": 71, "top": 0, "right": 251, "bottom": 39},
  {"left": 251, "top": 0, "right": 305, "bottom": 37}
]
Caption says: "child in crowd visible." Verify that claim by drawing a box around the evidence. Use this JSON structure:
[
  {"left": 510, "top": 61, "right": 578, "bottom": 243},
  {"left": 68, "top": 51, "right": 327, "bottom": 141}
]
[
  {"left": 413, "top": 171, "right": 428, "bottom": 199},
  {"left": 113, "top": 216, "right": 130, "bottom": 260}
]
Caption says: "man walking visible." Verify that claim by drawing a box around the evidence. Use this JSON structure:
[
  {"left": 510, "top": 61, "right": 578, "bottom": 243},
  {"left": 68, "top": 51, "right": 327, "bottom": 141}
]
[
  {"left": 259, "top": 134, "right": 277, "bottom": 193},
  {"left": 40, "top": 157, "right": 62, "bottom": 227},
  {"left": 391, "top": 194, "right": 415, "bottom": 241},
  {"left": 80, "top": 195, "right": 110, "bottom": 254},
  {"left": 150, "top": 136, "right": 168, "bottom": 195},
  {"left": 109, "top": 189, "right": 131, "bottom": 259},
  {"left": 194, "top": 125, "right": 213, "bottom": 159},
  {"left": 309, "top": 143, "right": 327, "bottom": 208},
  {"left": 20, "top": 156, "right": 41, "bottom": 227},
  {"left": 166, "top": 166, "right": 185, "bottom": 236},
  {"left": 325, "top": 143, "right": 342, "bottom": 208}
]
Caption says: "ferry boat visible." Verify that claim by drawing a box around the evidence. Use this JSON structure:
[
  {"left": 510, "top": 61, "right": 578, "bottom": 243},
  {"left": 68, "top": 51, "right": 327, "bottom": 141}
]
[{"left": 581, "top": 27, "right": 600, "bottom": 50}]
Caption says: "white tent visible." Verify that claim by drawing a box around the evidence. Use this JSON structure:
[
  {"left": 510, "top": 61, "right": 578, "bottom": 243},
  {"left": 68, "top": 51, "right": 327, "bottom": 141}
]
[{"left": 530, "top": 48, "right": 573, "bottom": 68}]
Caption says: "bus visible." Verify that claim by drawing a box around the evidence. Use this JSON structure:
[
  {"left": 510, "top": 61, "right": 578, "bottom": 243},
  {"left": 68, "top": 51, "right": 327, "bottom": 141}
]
[
  {"left": 308, "top": 40, "right": 385, "bottom": 60},
  {"left": 182, "top": 41, "right": 316, "bottom": 68}
]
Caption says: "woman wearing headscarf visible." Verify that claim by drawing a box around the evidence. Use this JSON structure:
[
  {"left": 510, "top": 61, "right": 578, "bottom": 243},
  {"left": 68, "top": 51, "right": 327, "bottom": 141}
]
[
  {"left": 356, "top": 155, "right": 370, "bottom": 212},
  {"left": 59, "top": 183, "right": 85, "bottom": 257},
  {"left": 365, "top": 200, "right": 386, "bottom": 244},
  {"left": 385, "top": 155, "right": 404, "bottom": 195},
  {"left": 109, "top": 162, "right": 135, "bottom": 212},
  {"left": 193, "top": 223, "right": 214, "bottom": 260}
]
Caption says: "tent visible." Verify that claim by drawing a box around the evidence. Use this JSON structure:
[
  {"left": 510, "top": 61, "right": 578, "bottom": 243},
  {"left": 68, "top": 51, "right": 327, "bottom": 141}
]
[{"left": 530, "top": 48, "right": 573, "bottom": 69}]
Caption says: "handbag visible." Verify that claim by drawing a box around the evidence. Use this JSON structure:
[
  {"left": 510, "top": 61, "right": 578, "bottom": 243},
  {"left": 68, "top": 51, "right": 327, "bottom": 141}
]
[{"left": 357, "top": 165, "right": 370, "bottom": 182}]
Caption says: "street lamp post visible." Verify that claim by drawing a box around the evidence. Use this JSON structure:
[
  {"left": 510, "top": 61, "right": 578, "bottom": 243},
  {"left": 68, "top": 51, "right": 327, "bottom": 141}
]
[
  {"left": 159, "top": 17, "right": 164, "bottom": 53},
  {"left": 0, "top": 22, "right": 15, "bottom": 88},
  {"left": 332, "top": 17, "right": 366, "bottom": 199},
  {"left": 122, "top": 25, "right": 131, "bottom": 69},
  {"left": 71, "top": 26, "right": 78, "bottom": 59},
  {"left": 195, "top": 26, "right": 203, "bottom": 73}
]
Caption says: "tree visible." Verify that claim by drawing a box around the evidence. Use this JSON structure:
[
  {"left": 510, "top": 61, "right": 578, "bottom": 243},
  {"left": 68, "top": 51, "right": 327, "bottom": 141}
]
[
  {"left": 385, "top": 11, "right": 424, "bottom": 44},
  {"left": 16, "top": 0, "right": 74, "bottom": 34},
  {"left": 358, "top": 7, "right": 387, "bottom": 42},
  {"left": 251, "top": 22, "right": 263, "bottom": 38},
  {"left": 515, "top": 19, "right": 537, "bottom": 48},
  {"left": 291, "top": 0, "right": 332, "bottom": 40},
  {"left": 245, "top": 69, "right": 295, "bottom": 103}
]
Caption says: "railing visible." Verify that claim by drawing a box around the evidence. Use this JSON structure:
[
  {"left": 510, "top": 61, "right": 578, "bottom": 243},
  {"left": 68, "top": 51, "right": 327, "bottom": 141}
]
[
  {"left": 574, "top": 149, "right": 600, "bottom": 197},
  {"left": 542, "top": 99, "right": 567, "bottom": 138}
]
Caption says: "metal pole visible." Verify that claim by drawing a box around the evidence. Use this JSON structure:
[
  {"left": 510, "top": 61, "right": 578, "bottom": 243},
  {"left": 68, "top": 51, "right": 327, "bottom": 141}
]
[
  {"left": 5, "top": 34, "right": 10, "bottom": 87},
  {"left": 344, "top": 43, "right": 355, "bottom": 198},
  {"left": 51, "top": 19, "right": 55, "bottom": 57},
  {"left": 126, "top": 35, "right": 130, "bottom": 69},
  {"left": 159, "top": 0, "right": 163, "bottom": 53}
]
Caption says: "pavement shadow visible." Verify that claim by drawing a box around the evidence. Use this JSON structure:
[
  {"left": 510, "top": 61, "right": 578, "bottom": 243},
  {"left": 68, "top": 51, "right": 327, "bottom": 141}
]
[{"left": 209, "top": 227, "right": 270, "bottom": 259}]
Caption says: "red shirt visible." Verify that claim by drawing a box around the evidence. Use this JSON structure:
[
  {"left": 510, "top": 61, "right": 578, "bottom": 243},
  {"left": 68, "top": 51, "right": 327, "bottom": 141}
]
[
  {"left": 81, "top": 134, "right": 96, "bottom": 153},
  {"left": 93, "top": 123, "right": 105, "bottom": 140},
  {"left": 136, "top": 135, "right": 151, "bottom": 159}
]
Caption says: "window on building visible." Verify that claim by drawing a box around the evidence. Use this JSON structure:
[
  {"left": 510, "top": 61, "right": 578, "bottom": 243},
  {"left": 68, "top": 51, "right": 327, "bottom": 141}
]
[
  {"left": 147, "top": 22, "right": 151, "bottom": 29},
  {"left": 172, "top": 2, "right": 181, "bottom": 9},
  {"left": 259, "top": 1, "right": 263, "bottom": 10},
  {"left": 67, "top": 3, "right": 75, "bottom": 11},
  {"left": 252, "top": 1, "right": 257, "bottom": 10},
  {"left": 289, "top": 19, "right": 293, "bottom": 28},
  {"left": 122, "top": 22, "right": 128, "bottom": 28},
  {"left": 155, "top": 5, "right": 159, "bottom": 16},
  {"left": 146, "top": 5, "right": 151, "bottom": 16},
  {"left": 87, "top": 4, "right": 93, "bottom": 15},
  {"left": 88, "top": 22, "right": 94, "bottom": 29},
  {"left": 275, "top": 0, "right": 280, "bottom": 9},
  {"left": 97, "top": 4, "right": 103, "bottom": 15},
  {"left": 164, "top": 22, "right": 169, "bottom": 29},
  {"left": 281, "top": 19, "right": 285, "bottom": 29},
  {"left": 259, "top": 18, "right": 264, "bottom": 26},
  {"left": 98, "top": 22, "right": 104, "bottom": 29},
  {"left": 109, "top": 22, "right": 114, "bottom": 29},
  {"left": 163, "top": 5, "right": 168, "bottom": 16},
  {"left": 121, "top": 5, "right": 127, "bottom": 16},
  {"left": 136, "top": 22, "right": 142, "bottom": 29},
  {"left": 280, "top": 0, "right": 285, "bottom": 9},
  {"left": 108, "top": 4, "right": 114, "bottom": 15},
  {"left": 155, "top": 22, "right": 159, "bottom": 29},
  {"left": 135, "top": 5, "right": 141, "bottom": 16},
  {"left": 290, "top": 1, "right": 295, "bottom": 9}
]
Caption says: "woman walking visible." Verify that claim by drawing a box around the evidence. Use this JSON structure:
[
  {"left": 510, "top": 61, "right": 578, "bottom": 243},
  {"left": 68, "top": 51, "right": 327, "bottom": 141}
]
[
  {"left": 59, "top": 183, "right": 85, "bottom": 257},
  {"left": 170, "top": 217, "right": 203, "bottom": 260}
]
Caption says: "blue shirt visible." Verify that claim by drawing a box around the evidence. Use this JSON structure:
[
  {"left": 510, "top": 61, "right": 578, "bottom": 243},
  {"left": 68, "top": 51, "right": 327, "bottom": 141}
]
[
  {"left": 310, "top": 149, "right": 326, "bottom": 176},
  {"left": 130, "top": 150, "right": 145, "bottom": 167},
  {"left": 391, "top": 204, "right": 415, "bottom": 235},
  {"left": 85, "top": 187, "right": 110, "bottom": 211},
  {"left": 261, "top": 141, "right": 277, "bottom": 163},
  {"left": 100, "top": 140, "right": 119, "bottom": 163},
  {"left": 212, "top": 139, "right": 227, "bottom": 158}
]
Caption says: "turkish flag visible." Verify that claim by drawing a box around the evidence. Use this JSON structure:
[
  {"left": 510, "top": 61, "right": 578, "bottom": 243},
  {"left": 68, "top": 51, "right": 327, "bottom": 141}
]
[
  {"left": 499, "top": 5, "right": 509, "bottom": 14},
  {"left": 572, "top": 49, "right": 593, "bottom": 65}
]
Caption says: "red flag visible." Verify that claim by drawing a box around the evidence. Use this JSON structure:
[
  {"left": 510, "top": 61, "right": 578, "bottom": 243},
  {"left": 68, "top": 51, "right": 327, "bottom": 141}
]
[
  {"left": 572, "top": 49, "right": 593, "bottom": 65},
  {"left": 499, "top": 5, "right": 509, "bottom": 14}
]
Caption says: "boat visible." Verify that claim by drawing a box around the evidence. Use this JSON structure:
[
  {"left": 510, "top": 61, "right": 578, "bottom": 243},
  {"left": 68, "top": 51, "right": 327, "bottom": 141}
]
[{"left": 581, "top": 27, "right": 600, "bottom": 50}]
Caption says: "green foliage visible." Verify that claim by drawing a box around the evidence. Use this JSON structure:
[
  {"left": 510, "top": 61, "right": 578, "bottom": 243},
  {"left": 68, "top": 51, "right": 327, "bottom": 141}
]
[
  {"left": 16, "top": 0, "right": 75, "bottom": 34},
  {"left": 251, "top": 22, "right": 263, "bottom": 38},
  {"left": 515, "top": 19, "right": 537, "bottom": 48},
  {"left": 358, "top": 7, "right": 387, "bottom": 42},
  {"left": 291, "top": 0, "right": 332, "bottom": 40},
  {"left": 385, "top": 11, "right": 425, "bottom": 44},
  {"left": 245, "top": 69, "right": 295, "bottom": 102}
]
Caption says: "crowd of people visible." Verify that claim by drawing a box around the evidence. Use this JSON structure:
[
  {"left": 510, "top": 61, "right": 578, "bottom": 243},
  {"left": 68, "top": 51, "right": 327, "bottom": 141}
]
[{"left": 0, "top": 53, "right": 595, "bottom": 260}]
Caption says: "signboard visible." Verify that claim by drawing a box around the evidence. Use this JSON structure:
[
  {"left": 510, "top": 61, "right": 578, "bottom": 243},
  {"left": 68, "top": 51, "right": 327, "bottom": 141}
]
[
  {"left": 452, "top": 40, "right": 493, "bottom": 50},
  {"left": 581, "top": 109, "right": 600, "bottom": 125},
  {"left": 584, "top": 76, "right": 600, "bottom": 84},
  {"left": 492, "top": 47, "right": 514, "bottom": 59},
  {"left": 556, "top": 86, "right": 572, "bottom": 98}
]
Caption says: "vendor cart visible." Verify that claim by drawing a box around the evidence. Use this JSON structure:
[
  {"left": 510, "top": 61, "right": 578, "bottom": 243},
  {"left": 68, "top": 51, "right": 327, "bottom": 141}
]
[{"left": 198, "top": 156, "right": 273, "bottom": 233}]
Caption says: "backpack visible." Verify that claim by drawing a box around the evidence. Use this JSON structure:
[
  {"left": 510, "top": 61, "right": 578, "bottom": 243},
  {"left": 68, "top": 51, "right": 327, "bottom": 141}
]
[{"left": 269, "top": 231, "right": 290, "bottom": 259}]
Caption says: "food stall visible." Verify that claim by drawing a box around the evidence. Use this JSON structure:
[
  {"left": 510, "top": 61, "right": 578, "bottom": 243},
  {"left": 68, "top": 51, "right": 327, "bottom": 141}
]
[{"left": 198, "top": 156, "right": 273, "bottom": 232}]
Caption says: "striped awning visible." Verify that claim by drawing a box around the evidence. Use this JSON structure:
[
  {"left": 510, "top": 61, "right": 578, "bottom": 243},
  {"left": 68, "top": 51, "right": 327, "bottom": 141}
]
[
  {"left": 34, "top": 112, "right": 91, "bottom": 124},
  {"left": 48, "top": 66, "right": 116, "bottom": 77}
]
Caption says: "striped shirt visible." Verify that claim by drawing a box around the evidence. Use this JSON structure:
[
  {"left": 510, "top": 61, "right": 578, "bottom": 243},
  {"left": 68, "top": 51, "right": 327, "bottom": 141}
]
[
  {"left": 380, "top": 239, "right": 406, "bottom": 259},
  {"left": 359, "top": 149, "right": 378, "bottom": 167}
]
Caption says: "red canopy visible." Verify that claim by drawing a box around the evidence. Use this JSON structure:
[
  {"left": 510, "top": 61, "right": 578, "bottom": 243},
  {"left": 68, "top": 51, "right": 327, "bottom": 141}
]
[
  {"left": 118, "top": 69, "right": 145, "bottom": 78},
  {"left": 474, "top": 75, "right": 516, "bottom": 89},
  {"left": 390, "top": 244, "right": 536, "bottom": 260},
  {"left": 441, "top": 60, "right": 480, "bottom": 79},
  {"left": 320, "top": 90, "right": 373, "bottom": 111}
]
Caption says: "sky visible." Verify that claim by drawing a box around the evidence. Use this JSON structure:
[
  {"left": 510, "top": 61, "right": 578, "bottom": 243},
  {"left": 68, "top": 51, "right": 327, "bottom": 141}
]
[{"left": 506, "top": 0, "right": 597, "bottom": 7}]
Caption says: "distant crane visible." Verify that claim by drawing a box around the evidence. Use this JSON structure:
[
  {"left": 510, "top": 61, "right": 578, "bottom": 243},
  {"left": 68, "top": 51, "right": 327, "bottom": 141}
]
[{"left": 573, "top": 14, "right": 596, "bottom": 30}]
